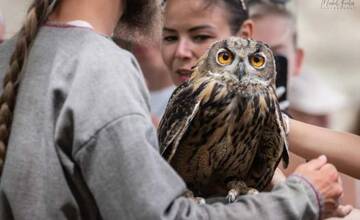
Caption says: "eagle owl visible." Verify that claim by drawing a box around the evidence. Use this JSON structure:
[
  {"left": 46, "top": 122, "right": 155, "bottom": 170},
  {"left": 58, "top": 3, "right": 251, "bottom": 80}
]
[{"left": 158, "top": 37, "right": 289, "bottom": 202}]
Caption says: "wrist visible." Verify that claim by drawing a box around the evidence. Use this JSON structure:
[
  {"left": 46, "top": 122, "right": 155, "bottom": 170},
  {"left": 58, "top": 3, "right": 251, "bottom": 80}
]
[{"left": 288, "top": 174, "right": 323, "bottom": 220}]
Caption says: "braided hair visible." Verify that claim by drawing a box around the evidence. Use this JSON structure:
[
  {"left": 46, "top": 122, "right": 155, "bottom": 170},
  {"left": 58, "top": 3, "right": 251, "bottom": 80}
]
[{"left": 0, "top": 0, "right": 57, "bottom": 175}]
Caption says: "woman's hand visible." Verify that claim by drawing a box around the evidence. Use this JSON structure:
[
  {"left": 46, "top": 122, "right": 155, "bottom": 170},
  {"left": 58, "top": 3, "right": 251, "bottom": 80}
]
[{"left": 293, "top": 155, "right": 352, "bottom": 219}]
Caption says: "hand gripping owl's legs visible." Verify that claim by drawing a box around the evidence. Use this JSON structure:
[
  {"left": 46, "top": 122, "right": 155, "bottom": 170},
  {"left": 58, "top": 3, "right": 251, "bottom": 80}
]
[
  {"left": 183, "top": 190, "right": 206, "bottom": 204},
  {"left": 226, "top": 181, "right": 258, "bottom": 203}
]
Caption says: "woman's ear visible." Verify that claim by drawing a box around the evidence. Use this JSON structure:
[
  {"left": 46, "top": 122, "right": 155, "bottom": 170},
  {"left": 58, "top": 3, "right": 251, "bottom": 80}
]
[
  {"left": 238, "top": 19, "right": 254, "bottom": 39},
  {"left": 294, "top": 48, "right": 304, "bottom": 76}
]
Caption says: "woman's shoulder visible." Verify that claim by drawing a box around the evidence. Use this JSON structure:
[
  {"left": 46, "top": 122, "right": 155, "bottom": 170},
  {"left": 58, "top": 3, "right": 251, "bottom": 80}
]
[
  {"left": 73, "top": 30, "right": 141, "bottom": 79},
  {"left": 39, "top": 26, "right": 137, "bottom": 68}
]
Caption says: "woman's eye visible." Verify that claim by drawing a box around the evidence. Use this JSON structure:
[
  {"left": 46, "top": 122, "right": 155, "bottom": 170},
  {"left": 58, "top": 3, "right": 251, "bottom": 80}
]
[
  {"left": 163, "top": 36, "right": 178, "bottom": 43},
  {"left": 193, "top": 35, "right": 211, "bottom": 42}
]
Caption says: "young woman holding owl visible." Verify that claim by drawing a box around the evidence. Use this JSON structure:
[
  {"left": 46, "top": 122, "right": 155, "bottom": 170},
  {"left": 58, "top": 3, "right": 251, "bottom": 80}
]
[{"left": 0, "top": 0, "right": 353, "bottom": 219}]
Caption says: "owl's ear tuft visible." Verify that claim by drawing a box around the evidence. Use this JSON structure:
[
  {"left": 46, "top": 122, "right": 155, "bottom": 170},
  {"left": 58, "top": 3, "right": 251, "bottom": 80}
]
[{"left": 262, "top": 42, "right": 271, "bottom": 50}]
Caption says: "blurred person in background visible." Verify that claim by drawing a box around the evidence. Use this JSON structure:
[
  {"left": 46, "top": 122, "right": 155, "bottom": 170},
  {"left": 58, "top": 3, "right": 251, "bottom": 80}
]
[
  {"left": 248, "top": 0, "right": 303, "bottom": 111},
  {"left": 248, "top": 0, "right": 346, "bottom": 128},
  {"left": 288, "top": 70, "right": 346, "bottom": 127},
  {"left": 248, "top": 0, "right": 359, "bottom": 209}
]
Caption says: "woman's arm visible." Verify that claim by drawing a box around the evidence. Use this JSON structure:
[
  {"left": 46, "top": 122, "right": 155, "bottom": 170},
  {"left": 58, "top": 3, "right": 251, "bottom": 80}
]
[{"left": 288, "top": 119, "right": 360, "bottom": 179}]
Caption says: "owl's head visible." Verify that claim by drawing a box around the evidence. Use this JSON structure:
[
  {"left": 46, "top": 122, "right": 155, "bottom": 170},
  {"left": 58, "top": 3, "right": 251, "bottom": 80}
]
[{"left": 191, "top": 37, "right": 276, "bottom": 86}]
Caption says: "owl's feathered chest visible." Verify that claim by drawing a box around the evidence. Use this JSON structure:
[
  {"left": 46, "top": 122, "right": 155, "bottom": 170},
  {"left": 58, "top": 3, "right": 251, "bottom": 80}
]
[
  {"left": 165, "top": 79, "right": 281, "bottom": 194},
  {"left": 191, "top": 78, "right": 276, "bottom": 123}
]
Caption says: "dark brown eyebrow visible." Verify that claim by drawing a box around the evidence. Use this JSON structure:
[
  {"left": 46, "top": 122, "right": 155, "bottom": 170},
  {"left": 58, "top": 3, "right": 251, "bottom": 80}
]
[
  {"left": 163, "top": 27, "right": 176, "bottom": 33},
  {"left": 188, "top": 25, "right": 214, "bottom": 32},
  {"left": 163, "top": 25, "right": 215, "bottom": 33}
]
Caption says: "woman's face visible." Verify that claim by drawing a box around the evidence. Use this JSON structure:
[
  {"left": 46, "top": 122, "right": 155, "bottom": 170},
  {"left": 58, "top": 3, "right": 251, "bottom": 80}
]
[{"left": 161, "top": 0, "right": 233, "bottom": 86}]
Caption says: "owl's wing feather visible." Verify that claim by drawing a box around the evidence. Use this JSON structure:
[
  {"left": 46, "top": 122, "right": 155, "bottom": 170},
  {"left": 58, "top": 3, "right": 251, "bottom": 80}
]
[
  {"left": 272, "top": 86, "right": 289, "bottom": 168},
  {"left": 262, "top": 87, "right": 289, "bottom": 169},
  {"left": 247, "top": 88, "right": 289, "bottom": 190},
  {"left": 276, "top": 110, "right": 289, "bottom": 168},
  {"left": 158, "top": 81, "right": 201, "bottom": 162}
]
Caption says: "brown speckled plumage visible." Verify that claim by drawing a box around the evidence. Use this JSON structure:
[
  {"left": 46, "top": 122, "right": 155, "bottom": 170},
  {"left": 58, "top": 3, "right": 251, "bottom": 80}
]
[{"left": 158, "top": 37, "right": 289, "bottom": 201}]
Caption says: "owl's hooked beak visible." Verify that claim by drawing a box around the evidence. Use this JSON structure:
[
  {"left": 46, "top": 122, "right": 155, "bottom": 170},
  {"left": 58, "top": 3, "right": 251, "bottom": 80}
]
[{"left": 238, "top": 62, "right": 245, "bottom": 80}]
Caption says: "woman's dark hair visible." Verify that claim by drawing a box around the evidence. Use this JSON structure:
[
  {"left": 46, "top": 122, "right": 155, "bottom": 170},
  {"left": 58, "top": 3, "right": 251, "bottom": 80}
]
[
  {"left": 162, "top": 0, "right": 249, "bottom": 35},
  {"left": 115, "top": 0, "right": 162, "bottom": 42},
  {"left": 121, "top": 0, "right": 159, "bottom": 30},
  {"left": 219, "top": 0, "right": 249, "bottom": 34}
]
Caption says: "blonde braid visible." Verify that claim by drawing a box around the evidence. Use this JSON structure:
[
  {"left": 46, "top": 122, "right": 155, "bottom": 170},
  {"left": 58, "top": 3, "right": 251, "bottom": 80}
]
[{"left": 0, "top": 0, "right": 57, "bottom": 175}]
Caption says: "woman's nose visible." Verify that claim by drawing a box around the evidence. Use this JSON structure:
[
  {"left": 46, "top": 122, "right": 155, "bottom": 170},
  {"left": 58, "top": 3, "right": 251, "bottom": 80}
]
[{"left": 174, "top": 39, "right": 192, "bottom": 59}]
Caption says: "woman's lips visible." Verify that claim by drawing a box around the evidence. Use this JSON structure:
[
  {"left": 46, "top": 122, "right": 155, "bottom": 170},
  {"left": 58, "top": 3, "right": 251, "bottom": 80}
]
[{"left": 176, "top": 69, "right": 192, "bottom": 82}]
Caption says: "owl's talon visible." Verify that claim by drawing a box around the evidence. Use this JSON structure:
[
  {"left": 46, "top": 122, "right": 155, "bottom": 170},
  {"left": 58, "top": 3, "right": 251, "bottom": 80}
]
[
  {"left": 247, "top": 188, "right": 259, "bottom": 195},
  {"left": 226, "top": 189, "right": 239, "bottom": 203},
  {"left": 188, "top": 196, "right": 206, "bottom": 204},
  {"left": 183, "top": 190, "right": 206, "bottom": 204},
  {"left": 195, "top": 197, "right": 206, "bottom": 205}
]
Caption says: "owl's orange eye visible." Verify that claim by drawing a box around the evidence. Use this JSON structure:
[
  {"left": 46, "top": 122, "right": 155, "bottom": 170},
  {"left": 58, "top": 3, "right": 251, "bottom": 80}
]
[
  {"left": 216, "top": 49, "right": 234, "bottom": 65},
  {"left": 249, "top": 54, "right": 266, "bottom": 69}
]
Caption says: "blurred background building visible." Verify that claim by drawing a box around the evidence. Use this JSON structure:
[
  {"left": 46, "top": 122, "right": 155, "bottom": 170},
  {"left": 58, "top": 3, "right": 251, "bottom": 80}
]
[{"left": 1, "top": 0, "right": 359, "bottom": 207}]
